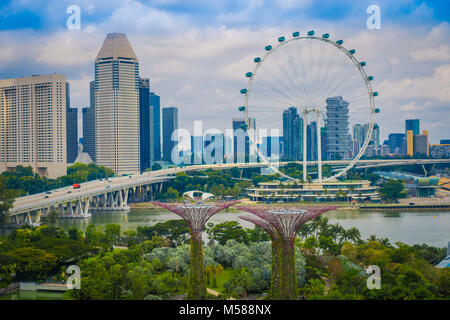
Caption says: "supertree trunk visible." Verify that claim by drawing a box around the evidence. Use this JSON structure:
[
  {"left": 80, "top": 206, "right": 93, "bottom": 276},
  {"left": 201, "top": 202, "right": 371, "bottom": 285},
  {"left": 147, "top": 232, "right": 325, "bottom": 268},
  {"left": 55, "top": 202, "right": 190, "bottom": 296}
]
[
  {"left": 188, "top": 230, "right": 206, "bottom": 300},
  {"left": 152, "top": 201, "right": 239, "bottom": 300},
  {"left": 280, "top": 238, "right": 297, "bottom": 300},
  {"left": 270, "top": 237, "right": 282, "bottom": 300}
]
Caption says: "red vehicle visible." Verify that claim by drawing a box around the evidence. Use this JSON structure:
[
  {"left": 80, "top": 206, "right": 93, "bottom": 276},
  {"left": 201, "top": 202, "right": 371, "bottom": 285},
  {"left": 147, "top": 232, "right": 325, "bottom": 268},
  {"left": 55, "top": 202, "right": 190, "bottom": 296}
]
[{"left": 73, "top": 183, "right": 80, "bottom": 189}]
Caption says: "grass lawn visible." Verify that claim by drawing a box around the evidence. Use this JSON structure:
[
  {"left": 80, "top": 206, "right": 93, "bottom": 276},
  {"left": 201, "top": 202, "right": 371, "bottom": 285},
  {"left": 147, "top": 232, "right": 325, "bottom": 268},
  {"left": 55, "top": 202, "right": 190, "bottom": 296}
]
[
  {"left": 154, "top": 267, "right": 235, "bottom": 294},
  {"left": 207, "top": 268, "right": 234, "bottom": 293}
]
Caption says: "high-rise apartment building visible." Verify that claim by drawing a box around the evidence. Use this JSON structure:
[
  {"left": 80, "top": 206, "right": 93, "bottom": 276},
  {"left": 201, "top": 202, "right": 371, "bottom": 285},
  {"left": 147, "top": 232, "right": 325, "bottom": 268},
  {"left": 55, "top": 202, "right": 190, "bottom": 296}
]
[
  {"left": 94, "top": 33, "right": 140, "bottom": 175},
  {"left": 282, "top": 107, "right": 303, "bottom": 161},
  {"left": 66, "top": 83, "right": 78, "bottom": 163},
  {"left": 0, "top": 74, "right": 67, "bottom": 178},
  {"left": 82, "top": 81, "right": 96, "bottom": 162},
  {"left": 325, "top": 96, "right": 350, "bottom": 160},
  {"left": 149, "top": 92, "right": 161, "bottom": 163},
  {"left": 162, "top": 107, "right": 178, "bottom": 162}
]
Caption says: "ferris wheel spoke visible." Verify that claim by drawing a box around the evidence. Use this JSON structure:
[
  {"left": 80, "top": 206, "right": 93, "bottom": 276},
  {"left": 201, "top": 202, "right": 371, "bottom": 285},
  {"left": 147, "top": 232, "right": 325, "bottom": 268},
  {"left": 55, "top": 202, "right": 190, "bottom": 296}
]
[
  {"left": 259, "top": 53, "right": 305, "bottom": 104},
  {"left": 252, "top": 75, "right": 302, "bottom": 106}
]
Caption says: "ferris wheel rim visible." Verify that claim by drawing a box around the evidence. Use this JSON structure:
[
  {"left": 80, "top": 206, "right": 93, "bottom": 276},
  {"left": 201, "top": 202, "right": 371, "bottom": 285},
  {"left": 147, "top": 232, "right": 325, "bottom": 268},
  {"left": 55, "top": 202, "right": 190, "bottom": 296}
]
[{"left": 241, "top": 32, "right": 378, "bottom": 182}]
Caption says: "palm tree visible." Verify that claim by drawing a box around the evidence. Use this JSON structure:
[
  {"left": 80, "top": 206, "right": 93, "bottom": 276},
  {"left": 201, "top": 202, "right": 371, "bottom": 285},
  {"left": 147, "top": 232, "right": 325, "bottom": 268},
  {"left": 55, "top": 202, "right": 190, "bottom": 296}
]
[
  {"left": 346, "top": 227, "right": 362, "bottom": 244},
  {"left": 211, "top": 264, "right": 224, "bottom": 288},
  {"left": 233, "top": 267, "right": 253, "bottom": 299}
]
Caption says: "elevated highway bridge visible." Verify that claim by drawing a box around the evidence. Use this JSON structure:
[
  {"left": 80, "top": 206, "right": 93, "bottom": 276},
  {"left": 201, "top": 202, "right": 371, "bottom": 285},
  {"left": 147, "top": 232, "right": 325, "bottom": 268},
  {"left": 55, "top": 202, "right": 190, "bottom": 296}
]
[{"left": 9, "top": 158, "right": 450, "bottom": 225}]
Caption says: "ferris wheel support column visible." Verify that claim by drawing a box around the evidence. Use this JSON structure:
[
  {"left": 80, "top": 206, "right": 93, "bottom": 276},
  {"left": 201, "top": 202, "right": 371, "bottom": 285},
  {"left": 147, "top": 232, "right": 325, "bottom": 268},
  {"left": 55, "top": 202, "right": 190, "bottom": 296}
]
[
  {"left": 316, "top": 110, "right": 322, "bottom": 182},
  {"left": 302, "top": 110, "right": 307, "bottom": 182}
]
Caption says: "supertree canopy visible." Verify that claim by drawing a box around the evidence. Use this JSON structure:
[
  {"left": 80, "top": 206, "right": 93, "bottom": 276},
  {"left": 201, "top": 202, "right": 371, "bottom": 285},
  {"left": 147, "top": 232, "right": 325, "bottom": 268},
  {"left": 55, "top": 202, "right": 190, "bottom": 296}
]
[
  {"left": 237, "top": 205, "right": 338, "bottom": 300},
  {"left": 152, "top": 201, "right": 239, "bottom": 299}
]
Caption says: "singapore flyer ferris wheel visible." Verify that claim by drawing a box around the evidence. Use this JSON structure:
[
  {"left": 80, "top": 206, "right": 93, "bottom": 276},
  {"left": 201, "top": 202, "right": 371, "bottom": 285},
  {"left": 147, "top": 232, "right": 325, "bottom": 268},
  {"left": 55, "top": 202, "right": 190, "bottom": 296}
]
[{"left": 239, "top": 30, "right": 380, "bottom": 182}]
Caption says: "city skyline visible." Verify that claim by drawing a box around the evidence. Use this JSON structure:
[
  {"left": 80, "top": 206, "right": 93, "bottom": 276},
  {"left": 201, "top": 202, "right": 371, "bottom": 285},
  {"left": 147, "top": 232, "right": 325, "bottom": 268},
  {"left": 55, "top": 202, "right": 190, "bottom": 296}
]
[{"left": 0, "top": 1, "right": 448, "bottom": 144}]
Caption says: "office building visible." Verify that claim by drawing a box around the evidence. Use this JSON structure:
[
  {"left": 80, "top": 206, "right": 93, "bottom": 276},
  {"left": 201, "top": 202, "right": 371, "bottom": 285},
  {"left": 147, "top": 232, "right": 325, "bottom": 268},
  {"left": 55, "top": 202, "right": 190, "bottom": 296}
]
[
  {"left": 66, "top": 83, "right": 78, "bottom": 163},
  {"left": 282, "top": 107, "right": 303, "bottom": 161},
  {"left": 325, "top": 96, "right": 350, "bottom": 160},
  {"left": 232, "top": 117, "right": 256, "bottom": 162},
  {"left": 204, "top": 132, "right": 225, "bottom": 163},
  {"left": 306, "top": 121, "right": 318, "bottom": 161},
  {"left": 261, "top": 136, "right": 282, "bottom": 159},
  {"left": 191, "top": 135, "right": 203, "bottom": 164},
  {"left": 388, "top": 133, "right": 405, "bottom": 155},
  {"left": 406, "top": 130, "right": 414, "bottom": 156},
  {"left": 162, "top": 107, "right": 178, "bottom": 162},
  {"left": 139, "top": 78, "right": 150, "bottom": 171},
  {"left": 440, "top": 139, "right": 450, "bottom": 145},
  {"left": 0, "top": 74, "right": 67, "bottom": 178},
  {"left": 149, "top": 92, "right": 161, "bottom": 163},
  {"left": 82, "top": 81, "right": 96, "bottom": 162},
  {"left": 405, "top": 119, "right": 420, "bottom": 135},
  {"left": 94, "top": 33, "right": 140, "bottom": 175},
  {"left": 413, "top": 134, "right": 428, "bottom": 155}
]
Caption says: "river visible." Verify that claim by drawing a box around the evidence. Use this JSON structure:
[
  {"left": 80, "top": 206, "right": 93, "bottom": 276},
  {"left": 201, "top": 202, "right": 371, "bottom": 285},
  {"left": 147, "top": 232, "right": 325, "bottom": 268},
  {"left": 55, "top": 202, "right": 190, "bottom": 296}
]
[{"left": 54, "top": 208, "right": 450, "bottom": 248}]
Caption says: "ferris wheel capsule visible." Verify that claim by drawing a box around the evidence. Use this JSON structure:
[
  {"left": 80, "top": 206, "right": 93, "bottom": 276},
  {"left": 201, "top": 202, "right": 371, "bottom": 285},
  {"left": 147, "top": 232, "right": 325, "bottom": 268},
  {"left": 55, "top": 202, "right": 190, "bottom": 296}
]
[
  {"left": 238, "top": 106, "right": 246, "bottom": 112},
  {"left": 265, "top": 45, "right": 272, "bottom": 51},
  {"left": 373, "top": 92, "right": 378, "bottom": 96},
  {"left": 292, "top": 31, "right": 300, "bottom": 37},
  {"left": 336, "top": 40, "right": 344, "bottom": 45},
  {"left": 278, "top": 36, "right": 285, "bottom": 42},
  {"left": 245, "top": 72, "right": 253, "bottom": 78},
  {"left": 254, "top": 57, "right": 261, "bottom": 63},
  {"left": 349, "top": 49, "right": 356, "bottom": 54},
  {"left": 322, "top": 33, "right": 330, "bottom": 39},
  {"left": 307, "top": 30, "right": 315, "bottom": 36},
  {"left": 375, "top": 108, "right": 380, "bottom": 113},
  {"left": 368, "top": 76, "right": 374, "bottom": 81},
  {"left": 360, "top": 61, "right": 366, "bottom": 67},
  {"left": 240, "top": 88, "right": 247, "bottom": 94}
]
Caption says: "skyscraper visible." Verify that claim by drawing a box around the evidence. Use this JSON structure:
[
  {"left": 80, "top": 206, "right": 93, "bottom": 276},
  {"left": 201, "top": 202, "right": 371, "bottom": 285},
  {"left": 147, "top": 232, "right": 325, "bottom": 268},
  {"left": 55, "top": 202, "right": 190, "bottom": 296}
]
[
  {"left": 353, "top": 124, "right": 364, "bottom": 149},
  {"left": 95, "top": 33, "right": 140, "bottom": 175},
  {"left": 82, "top": 81, "right": 96, "bottom": 162},
  {"left": 139, "top": 78, "right": 150, "bottom": 171},
  {"left": 405, "top": 119, "right": 420, "bottom": 135},
  {"left": 325, "top": 96, "right": 349, "bottom": 160},
  {"left": 0, "top": 74, "right": 67, "bottom": 178},
  {"left": 149, "top": 92, "right": 161, "bottom": 163},
  {"left": 306, "top": 121, "right": 318, "bottom": 161},
  {"left": 388, "top": 133, "right": 406, "bottom": 154},
  {"left": 282, "top": 107, "right": 302, "bottom": 161},
  {"left": 66, "top": 82, "right": 78, "bottom": 163},
  {"left": 232, "top": 117, "right": 256, "bottom": 162},
  {"left": 162, "top": 107, "right": 178, "bottom": 162},
  {"left": 413, "top": 134, "right": 428, "bottom": 155}
]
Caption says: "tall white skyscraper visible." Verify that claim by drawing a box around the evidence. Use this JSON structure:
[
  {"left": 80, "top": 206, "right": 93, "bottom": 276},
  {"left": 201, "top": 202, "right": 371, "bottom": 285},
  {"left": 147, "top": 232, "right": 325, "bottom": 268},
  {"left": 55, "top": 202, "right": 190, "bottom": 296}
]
[
  {"left": 0, "top": 74, "right": 67, "bottom": 178},
  {"left": 95, "top": 33, "right": 140, "bottom": 175}
]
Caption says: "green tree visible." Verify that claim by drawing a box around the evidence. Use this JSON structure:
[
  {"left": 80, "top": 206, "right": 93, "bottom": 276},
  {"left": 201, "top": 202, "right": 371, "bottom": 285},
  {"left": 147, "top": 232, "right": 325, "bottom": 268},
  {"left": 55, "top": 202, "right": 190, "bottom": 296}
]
[
  {"left": 379, "top": 179, "right": 405, "bottom": 201},
  {"left": 207, "top": 221, "right": 248, "bottom": 245},
  {"left": 0, "top": 176, "right": 15, "bottom": 226}
]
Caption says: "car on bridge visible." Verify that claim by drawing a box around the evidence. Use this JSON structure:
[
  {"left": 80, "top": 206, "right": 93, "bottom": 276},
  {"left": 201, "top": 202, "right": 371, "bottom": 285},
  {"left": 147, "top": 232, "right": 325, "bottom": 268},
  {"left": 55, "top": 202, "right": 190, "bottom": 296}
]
[{"left": 73, "top": 183, "right": 81, "bottom": 189}]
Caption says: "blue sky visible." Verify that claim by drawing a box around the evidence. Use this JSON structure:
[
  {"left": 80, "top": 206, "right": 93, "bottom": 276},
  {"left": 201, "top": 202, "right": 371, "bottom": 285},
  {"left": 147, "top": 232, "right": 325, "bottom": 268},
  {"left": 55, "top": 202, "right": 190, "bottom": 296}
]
[{"left": 0, "top": 0, "right": 449, "bottom": 143}]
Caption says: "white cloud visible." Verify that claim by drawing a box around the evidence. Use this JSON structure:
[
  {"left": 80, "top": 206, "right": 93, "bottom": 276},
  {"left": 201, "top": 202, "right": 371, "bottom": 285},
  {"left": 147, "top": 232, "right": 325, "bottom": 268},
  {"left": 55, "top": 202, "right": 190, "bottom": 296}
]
[{"left": 410, "top": 45, "right": 450, "bottom": 63}]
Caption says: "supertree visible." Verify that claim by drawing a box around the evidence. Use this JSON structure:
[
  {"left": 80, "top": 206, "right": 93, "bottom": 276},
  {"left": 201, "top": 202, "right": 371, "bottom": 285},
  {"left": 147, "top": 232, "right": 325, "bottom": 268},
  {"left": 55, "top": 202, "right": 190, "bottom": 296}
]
[
  {"left": 236, "top": 205, "right": 338, "bottom": 300},
  {"left": 152, "top": 201, "right": 239, "bottom": 299},
  {"left": 239, "top": 215, "right": 282, "bottom": 299}
]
